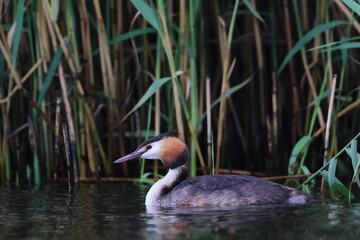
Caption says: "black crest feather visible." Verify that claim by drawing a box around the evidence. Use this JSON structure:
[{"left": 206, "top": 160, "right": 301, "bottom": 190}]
[{"left": 137, "top": 130, "right": 178, "bottom": 149}]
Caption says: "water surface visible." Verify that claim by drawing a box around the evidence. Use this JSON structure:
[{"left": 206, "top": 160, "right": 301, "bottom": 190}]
[{"left": 0, "top": 182, "right": 359, "bottom": 240}]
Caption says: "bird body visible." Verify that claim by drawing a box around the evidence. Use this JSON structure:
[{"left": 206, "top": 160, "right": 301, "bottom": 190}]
[{"left": 114, "top": 130, "right": 313, "bottom": 207}]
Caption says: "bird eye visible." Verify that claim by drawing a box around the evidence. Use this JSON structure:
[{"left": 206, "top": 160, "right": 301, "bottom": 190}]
[{"left": 146, "top": 145, "right": 152, "bottom": 150}]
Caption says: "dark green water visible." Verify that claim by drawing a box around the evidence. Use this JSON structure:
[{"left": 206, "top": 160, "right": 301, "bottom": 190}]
[{"left": 0, "top": 182, "right": 360, "bottom": 240}]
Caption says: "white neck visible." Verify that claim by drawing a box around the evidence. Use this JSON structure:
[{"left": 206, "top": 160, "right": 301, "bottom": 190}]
[{"left": 145, "top": 168, "right": 183, "bottom": 206}]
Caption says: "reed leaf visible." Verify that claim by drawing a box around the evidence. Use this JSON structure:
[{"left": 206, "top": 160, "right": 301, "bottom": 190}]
[
  {"left": 134, "top": 172, "right": 163, "bottom": 185},
  {"left": 288, "top": 136, "right": 311, "bottom": 175},
  {"left": 306, "top": 36, "right": 360, "bottom": 51},
  {"left": 122, "top": 76, "right": 172, "bottom": 121},
  {"left": 301, "top": 184, "right": 311, "bottom": 194},
  {"left": 197, "top": 76, "right": 252, "bottom": 126},
  {"left": 328, "top": 158, "right": 338, "bottom": 199},
  {"left": 342, "top": 0, "right": 360, "bottom": 16},
  {"left": 301, "top": 165, "right": 311, "bottom": 175},
  {"left": 345, "top": 140, "right": 360, "bottom": 187},
  {"left": 243, "top": 0, "right": 264, "bottom": 23},
  {"left": 110, "top": 27, "right": 157, "bottom": 45},
  {"left": 11, "top": 0, "right": 25, "bottom": 67},
  {"left": 131, "top": 0, "right": 161, "bottom": 31},
  {"left": 93, "top": 27, "right": 157, "bottom": 55},
  {"left": 308, "top": 89, "right": 332, "bottom": 107},
  {"left": 277, "top": 21, "right": 348, "bottom": 75},
  {"left": 36, "top": 46, "right": 63, "bottom": 106},
  {"left": 321, "top": 170, "right": 354, "bottom": 198},
  {"left": 323, "top": 42, "right": 360, "bottom": 51}
]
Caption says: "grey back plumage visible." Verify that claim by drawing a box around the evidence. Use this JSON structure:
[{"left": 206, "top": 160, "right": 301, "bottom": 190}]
[{"left": 161, "top": 175, "right": 313, "bottom": 207}]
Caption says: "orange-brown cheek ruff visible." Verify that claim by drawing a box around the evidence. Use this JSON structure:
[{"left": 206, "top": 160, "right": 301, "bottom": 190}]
[{"left": 160, "top": 137, "right": 187, "bottom": 169}]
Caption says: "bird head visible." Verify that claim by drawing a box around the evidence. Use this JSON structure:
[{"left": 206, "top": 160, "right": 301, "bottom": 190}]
[{"left": 113, "top": 130, "right": 189, "bottom": 169}]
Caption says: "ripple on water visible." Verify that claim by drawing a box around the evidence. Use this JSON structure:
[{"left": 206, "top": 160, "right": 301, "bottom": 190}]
[{"left": 1, "top": 183, "right": 360, "bottom": 240}]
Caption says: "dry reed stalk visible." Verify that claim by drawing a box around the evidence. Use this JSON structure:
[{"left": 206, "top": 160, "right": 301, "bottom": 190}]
[
  {"left": 228, "top": 98, "right": 247, "bottom": 155},
  {"left": 290, "top": 0, "right": 325, "bottom": 129},
  {"left": 312, "top": 35, "right": 321, "bottom": 63},
  {"left": 0, "top": 59, "right": 42, "bottom": 104},
  {"left": 115, "top": 109, "right": 129, "bottom": 177},
  {"left": 214, "top": 0, "right": 240, "bottom": 173},
  {"left": 129, "top": 11, "right": 142, "bottom": 72},
  {"left": 93, "top": 0, "right": 115, "bottom": 164},
  {"left": 250, "top": 0, "right": 265, "bottom": 124},
  {"left": 58, "top": 64, "right": 79, "bottom": 183},
  {"left": 79, "top": 0, "right": 95, "bottom": 88},
  {"left": 334, "top": 0, "right": 360, "bottom": 34},
  {"left": 337, "top": 99, "right": 360, "bottom": 117},
  {"left": 154, "top": 40, "right": 161, "bottom": 176},
  {"left": 299, "top": 0, "right": 309, "bottom": 31},
  {"left": 283, "top": 0, "right": 302, "bottom": 140},
  {"left": 77, "top": 177, "right": 139, "bottom": 182},
  {"left": 217, "top": 168, "right": 267, "bottom": 177},
  {"left": 153, "top": 89, "right": 160, "bottom": 177},
  {"left": 0, "top": 39, "right": 47, "bottom": 117},
  {"left": 83, "top": 103, "right": 112, "bottom": 175},
  {"left": 42, "top": 0, "right": 78, "bottom": 76},
  {"left": 112, "top": 1, "right": 125, "bottom": 97},
  {"left": 45, "top": 0, "right": 109, "bottom": 178},
  {"left": 266, "top": 116, "right": 273, "bottom": 157},
  {"left": 272, "top": 72, "right": 278, "bottom": 153},
  {"left": 179, "top": 0, "right": 188, "bottom": 91},
  {"left": 323, "top": 5, "right": 334, "bottom": 91},
  {"left": 264, "top": 173, "right": 313, "bottom": 180},
  {"left": 303, "top": 56, "right": 326, "bottom": 128},
  {"left": 36, "top": 1, "right": 50, "bottom": 71},
  {"left": 93, "top": 0, "right": 116, "bottom": 99},
  {"left": 321, "top": 74, "right": 337, "bottom": 192},
  {"left": 41, "top": 0, "right": 57, "bottom": 53},
  {"left": 206, "top": 77, "right": 212, "bottom": 167},
  {"left": 154, "top": 50, "right": 161, "bottom": 178},
  {"left": 85, "top": 119, "right": 96, "bottom": 174},
  {"left": 217, "top": 17, "right": 227, "bottom": 67},
  {"left": 0, "top": 39, "right": 24, "bottom": 90},
  {"left": 312, "top": 97, "right": 360, "bottom": 138},
  {"left": 158, "top": 11, "right": 185, "bottom": 139},
  {"left": 43, "top": 0, "right": 86, "bottom": 98},
  {"left": 215, "top": 17, "right": 230, "bottom": 174},
  {"left": 0, "top": 1, "right": 3, "bottom": 17}
]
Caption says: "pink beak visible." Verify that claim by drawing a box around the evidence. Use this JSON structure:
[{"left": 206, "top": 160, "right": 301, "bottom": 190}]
[{"left": 113, "top": 151, "right": 145, "bottom": 164}]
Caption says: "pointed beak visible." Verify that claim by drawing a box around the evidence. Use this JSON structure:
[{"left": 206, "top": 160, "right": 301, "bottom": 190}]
[{"left": 113, "top": 151, "right": 145, "bottom": 164}]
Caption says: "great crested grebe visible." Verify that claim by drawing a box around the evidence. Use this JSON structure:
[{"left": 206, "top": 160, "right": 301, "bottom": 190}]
[{"left": 114, "top": 130, "right": 313, "bottom": 207}]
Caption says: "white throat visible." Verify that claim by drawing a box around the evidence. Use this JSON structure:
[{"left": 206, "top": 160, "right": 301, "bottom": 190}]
[{"left": 145, "top": 168, "right": 182, "bottom": 206}]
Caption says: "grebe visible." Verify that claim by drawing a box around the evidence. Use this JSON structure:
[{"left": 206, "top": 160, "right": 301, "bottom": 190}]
[{"left": 114, "top": 130, "right": 313, "bottom": 207}]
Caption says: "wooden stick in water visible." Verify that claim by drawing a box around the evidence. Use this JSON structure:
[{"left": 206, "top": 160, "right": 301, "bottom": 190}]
[{"left": 62, "top": 123, "right": 74, "bottom": 196}]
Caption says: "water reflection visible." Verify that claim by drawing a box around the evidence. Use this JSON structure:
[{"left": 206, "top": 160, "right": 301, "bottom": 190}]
[
  {"left": 0, "top": 182, "right": 360, "bottom": 240},
  {"left": 144, "top": 204, "right": 312, "bottom": 239}
]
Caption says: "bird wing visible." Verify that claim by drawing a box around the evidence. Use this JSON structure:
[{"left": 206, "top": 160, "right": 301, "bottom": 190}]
[{"left": 167, "top": 175, "right": 292, "bottom": 206}]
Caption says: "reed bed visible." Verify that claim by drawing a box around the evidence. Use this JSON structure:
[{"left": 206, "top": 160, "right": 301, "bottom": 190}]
[{"left": 0, "top": 0, "right": 359, "bottom": 199}]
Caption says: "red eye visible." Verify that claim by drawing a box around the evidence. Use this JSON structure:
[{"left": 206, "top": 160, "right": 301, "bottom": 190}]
[{"left": 146, "top": 145, "right": 152, "bottom": 150}]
